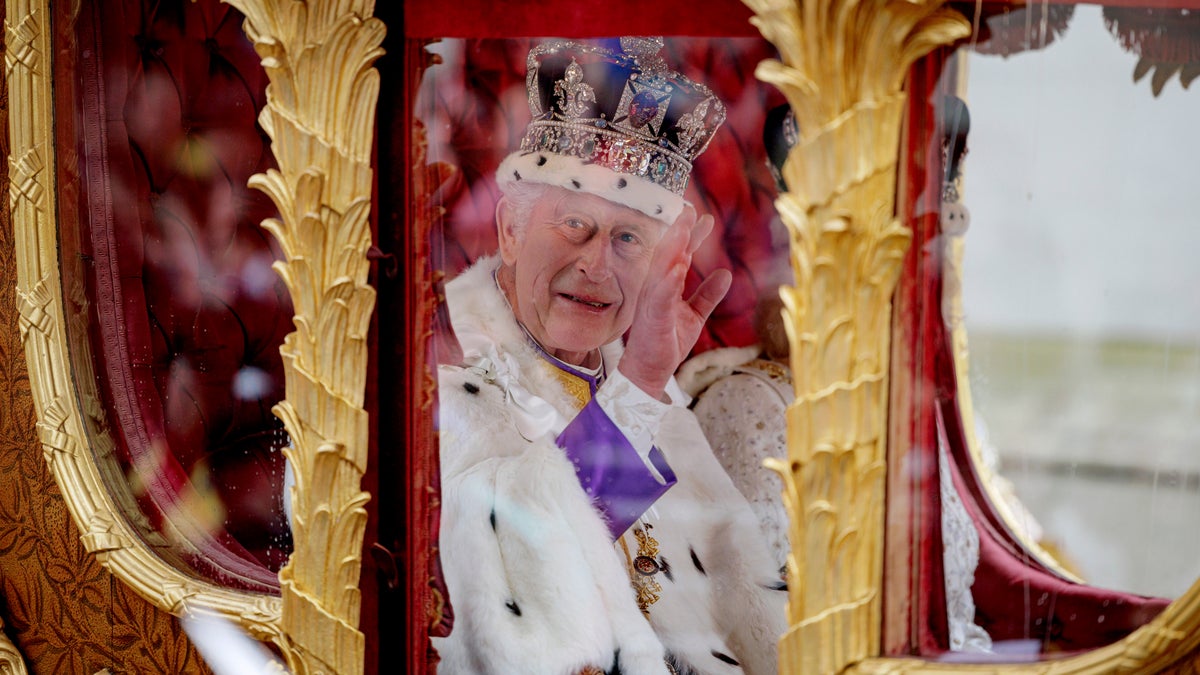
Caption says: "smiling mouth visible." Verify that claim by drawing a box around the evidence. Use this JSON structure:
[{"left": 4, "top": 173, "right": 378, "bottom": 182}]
[{"left": 560, "top": 293, "right": 611, "bottom": 309}]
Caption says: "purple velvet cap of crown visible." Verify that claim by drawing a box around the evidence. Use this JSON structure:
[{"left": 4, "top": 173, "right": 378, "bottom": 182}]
[{"left": 497, "top": 37, "right": 727, "bottom": 224}]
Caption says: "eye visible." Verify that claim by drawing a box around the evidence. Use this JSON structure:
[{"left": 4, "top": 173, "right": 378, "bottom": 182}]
[
  {"left": 615, "top": 231, "right": 640, "bottom": 245},
  {"left": 558, "top": 217, "right": 591, "bottom": 241}
]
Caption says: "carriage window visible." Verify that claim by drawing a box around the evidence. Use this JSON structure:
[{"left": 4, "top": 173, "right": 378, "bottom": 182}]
[
  {"left": 55, "top": 0, "right": 292, "bottom": 591},
  {"left": 406, "top": 35, "right": 800, "bottom": 670},
  {"left": 953, "top": 3, "right": 1200, "bottom": 600}
]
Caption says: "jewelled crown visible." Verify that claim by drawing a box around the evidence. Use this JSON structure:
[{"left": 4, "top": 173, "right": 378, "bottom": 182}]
[{"left": 497, "top": 37, "right": 727, "bottom": 224}]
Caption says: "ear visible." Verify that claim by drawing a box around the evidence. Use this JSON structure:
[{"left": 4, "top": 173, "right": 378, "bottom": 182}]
[{"left": 495, "top": 196, "right": 520, "bottom": 267}]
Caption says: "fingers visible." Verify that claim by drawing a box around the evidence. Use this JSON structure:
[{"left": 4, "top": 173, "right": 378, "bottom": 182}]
[
  {"left": 667, "top": 205, "right": 695, "bottom": 250},
  {"left": 644, "top": 208, "right": 723, "bottom": 319},
  {"left": 687, "top": 214, "right": 714, "bottom": 255},
  {"left": 670, "top": 203, "right": 714, "bottom": 256},
  {"left": 642, "top": 252, "right": 689, "bottom": 315},
  {"left": 654, "top": 206, "right": 715, "bottom": 278},
  {"left": 647, "top": 212, "right": 692, "bottom": 288},
  {"left": 687, "top": 268, "right": 733, "bottom": 322},
  {"left": 670, "top": 201, "right": 698, "bottom": 231}
]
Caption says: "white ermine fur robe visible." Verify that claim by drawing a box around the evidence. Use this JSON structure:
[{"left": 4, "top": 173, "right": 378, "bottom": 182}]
[{"left": 433, "top": 256, "right": 787, "bottom": 675}]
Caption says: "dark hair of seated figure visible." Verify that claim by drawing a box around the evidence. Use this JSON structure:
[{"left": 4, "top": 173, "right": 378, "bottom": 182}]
[
  {"left": 762, "top": 103, "right": 800, "bottom": 193},
  {"left": 941, "top": 94, "right": 971, "bottom": 186}
]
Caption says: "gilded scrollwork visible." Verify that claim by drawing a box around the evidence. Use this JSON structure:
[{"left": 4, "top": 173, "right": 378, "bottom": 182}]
[
  {"left": 740, "top": 0, "right": 969, "bottom": 672},
  {"left": 7, "top": 0, "right": 284, "bottom": 657},
  {"left": 11, "top": 0, "right": 384, "bottom": 668}
]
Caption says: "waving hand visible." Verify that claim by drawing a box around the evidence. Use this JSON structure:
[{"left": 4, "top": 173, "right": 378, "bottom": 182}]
[{"left": 619, "top": 204, "right": 732, "bottom": 400}]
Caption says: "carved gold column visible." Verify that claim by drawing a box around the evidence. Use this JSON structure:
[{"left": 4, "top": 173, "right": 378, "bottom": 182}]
[
  {"left": 221, "top": 2, "right": 383, "bottom": 673},
  {"left": 741, "top": 1, "right": 968, "bottom": 673}
]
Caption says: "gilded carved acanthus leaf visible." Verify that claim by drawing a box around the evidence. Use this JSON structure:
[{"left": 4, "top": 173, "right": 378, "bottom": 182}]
[
  {"left": 221, "top": 1, "right": 384, "bottom": 673},
  {"left": 741, "top": 0, "right": 967, "bottom": 673},
  {"left": 744, "top": 0, "right": 969, "bottom": 212}
]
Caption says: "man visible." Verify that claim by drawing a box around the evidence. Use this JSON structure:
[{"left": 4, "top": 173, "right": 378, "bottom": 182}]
[{"left": 433, "top": 38, "right": 786, "bottom": 675}]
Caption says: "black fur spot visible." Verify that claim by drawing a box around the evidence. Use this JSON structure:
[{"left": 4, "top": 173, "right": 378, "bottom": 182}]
[
  {"left": 537, "top": 155, "right": 547, "bottom": 166},
  {"left": 513, "top": 170, "right": 522, "bottom": 180},
  {"left": 690, "top": 547, "right": 706, "bottom": 575},
  {"left": 489, "top": 509, "right": 496, "bottom": 531},
  {"left": 571, "top": 179, "right": 582, "bottom": 189},
  {"left": 711, "top": 651, "right": 740, "bottom": 666},
  {"left": 505, "top": 599, "right": 522, "bottom": 616},
  {"left": 766, "top": 580, "right": 787, "bottom": 592},
  {"left": 659, "top": 556, "right": 673, "bottom": 582},
  {"left": 664, "top": 654, "right": 695, "bottom": 675},
  {"left": 655, "top": 205, "right": 663, "bottom": 215},
  {"left": 463, "top": 381, "right": 479, "bottom": 394},
  {"left": 607, "top": 649, "right": 622, "bottom": 675},
  {"left": 616, "top": 177, "right": 627, "bottom": 189}
]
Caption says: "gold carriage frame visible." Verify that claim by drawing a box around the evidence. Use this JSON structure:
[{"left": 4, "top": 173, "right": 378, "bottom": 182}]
[{"left": 8, "top": 0, "right": 1200, "bottom": 673}]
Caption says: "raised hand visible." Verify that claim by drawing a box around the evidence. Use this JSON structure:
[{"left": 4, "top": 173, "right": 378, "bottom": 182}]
[{"left": 619, "top": 204, "right": 732, "bottom": 400}]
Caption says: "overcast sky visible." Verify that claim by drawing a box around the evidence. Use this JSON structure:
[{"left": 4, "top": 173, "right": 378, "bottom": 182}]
[{"left": 960, "top": 5, "right": 1200, "bottom": 342}]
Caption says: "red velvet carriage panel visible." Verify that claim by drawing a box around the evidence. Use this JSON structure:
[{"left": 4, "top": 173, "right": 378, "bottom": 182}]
[{"left": 58, "top": 0, "right": 292, "bottom": 591}]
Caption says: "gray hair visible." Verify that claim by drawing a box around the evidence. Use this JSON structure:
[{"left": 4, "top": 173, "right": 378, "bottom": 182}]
[{"left": 498, "top": 180, "right": 550, "bottom": 242}]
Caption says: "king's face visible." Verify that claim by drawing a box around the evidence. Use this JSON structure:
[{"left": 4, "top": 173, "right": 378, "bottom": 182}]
[{"left": 498, "top": 186, "right": 665, "bottom": 366}]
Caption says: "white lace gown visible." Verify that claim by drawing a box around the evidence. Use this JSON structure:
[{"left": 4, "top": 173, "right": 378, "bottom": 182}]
[
  {"left": 680, "top": 346, "right": 993, "bottom": 653},
  {"left": 680, "top": 347, "right": 793, "bottom": 573}
]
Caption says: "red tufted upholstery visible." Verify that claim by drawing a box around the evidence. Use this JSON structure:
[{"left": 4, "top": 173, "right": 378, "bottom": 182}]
[
  {"left": 420, "top": 38, "right": 788, "bottom": 355},
  {"left": 69, "top": 0, "right": 291, "bottom": 589}
]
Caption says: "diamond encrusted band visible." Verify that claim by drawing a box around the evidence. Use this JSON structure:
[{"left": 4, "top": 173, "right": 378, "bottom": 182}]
[{"left": 521, "top": 120, "right": 692, "bottom": 195}]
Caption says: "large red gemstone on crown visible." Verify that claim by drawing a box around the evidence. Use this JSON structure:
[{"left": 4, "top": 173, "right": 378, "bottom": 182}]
[{"left": 628, "top": 90, "right": 659, "bottom": 129}]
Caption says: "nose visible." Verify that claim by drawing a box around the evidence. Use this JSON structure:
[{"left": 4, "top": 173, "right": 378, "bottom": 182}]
[{"left": 576, "top": 235, "right": 613, "bottom": 283}]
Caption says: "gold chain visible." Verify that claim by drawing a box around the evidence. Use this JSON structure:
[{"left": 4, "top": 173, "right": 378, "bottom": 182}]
[{"left": 619, "top": 522, "right": 663, "bottom": 616}]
